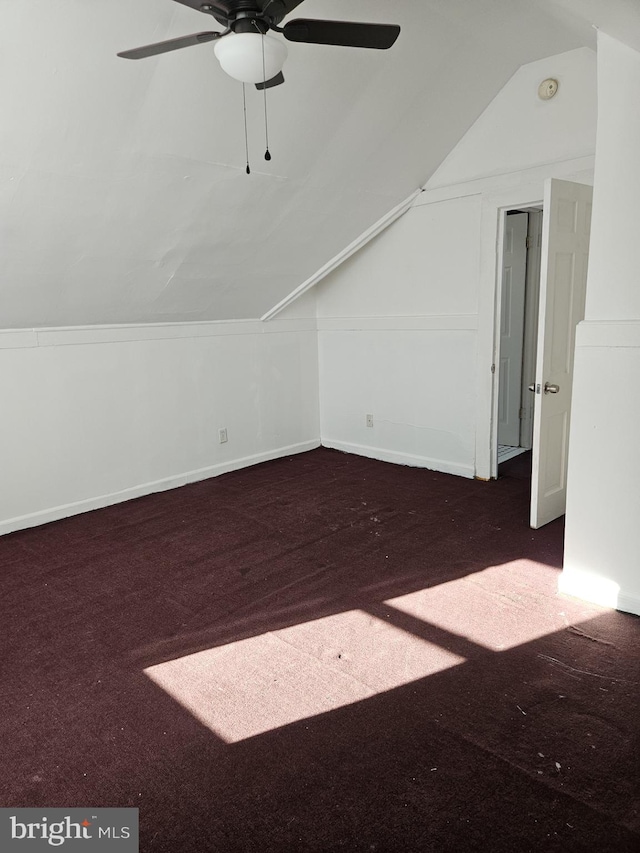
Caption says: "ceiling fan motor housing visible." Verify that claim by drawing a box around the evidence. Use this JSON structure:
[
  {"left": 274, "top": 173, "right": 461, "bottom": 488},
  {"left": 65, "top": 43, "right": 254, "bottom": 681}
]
[{"left": 202, "top": 1, "right": 287, "bottom": 32}]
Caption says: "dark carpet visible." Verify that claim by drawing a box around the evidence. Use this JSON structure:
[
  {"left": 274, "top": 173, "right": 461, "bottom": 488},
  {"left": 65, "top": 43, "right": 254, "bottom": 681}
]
[{"left": 1, "top": 447, "right": 638, "bottom": 852}]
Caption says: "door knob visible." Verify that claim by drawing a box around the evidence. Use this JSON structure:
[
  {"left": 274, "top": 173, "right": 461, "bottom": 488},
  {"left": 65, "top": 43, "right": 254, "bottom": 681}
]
[{"left": 544, "top": 382, "right": 560, "bottom": 394}]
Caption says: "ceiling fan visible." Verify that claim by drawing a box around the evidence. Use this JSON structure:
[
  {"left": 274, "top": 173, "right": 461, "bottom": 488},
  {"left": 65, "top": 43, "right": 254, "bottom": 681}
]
[{"left": 118, "top": 1, "right": 401, "bottom": 89}]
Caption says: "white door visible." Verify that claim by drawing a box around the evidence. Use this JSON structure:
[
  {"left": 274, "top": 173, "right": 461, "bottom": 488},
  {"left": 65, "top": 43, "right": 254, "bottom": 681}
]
[
  {"left": 498, "top": 212, "right": 528, "bottom": 447},
  {"left": 530, "top": 179, "right": 592, "bottom": 529}
]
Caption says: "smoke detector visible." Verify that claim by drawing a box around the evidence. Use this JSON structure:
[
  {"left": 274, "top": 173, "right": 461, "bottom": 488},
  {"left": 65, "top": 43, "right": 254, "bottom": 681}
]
[{"left": 538, "top": 78, "right": 559, "bottom": 100}]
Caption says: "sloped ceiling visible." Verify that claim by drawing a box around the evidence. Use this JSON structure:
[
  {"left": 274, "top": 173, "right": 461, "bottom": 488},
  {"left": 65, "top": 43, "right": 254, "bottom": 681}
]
[{"left": 0, "top": 0, "right": 635, "bottom": 328}]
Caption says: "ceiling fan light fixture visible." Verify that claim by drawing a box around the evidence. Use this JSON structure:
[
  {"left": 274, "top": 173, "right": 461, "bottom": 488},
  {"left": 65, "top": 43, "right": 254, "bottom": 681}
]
[{"left": 214, "top": 32, "right": 288, "bottom": 84}]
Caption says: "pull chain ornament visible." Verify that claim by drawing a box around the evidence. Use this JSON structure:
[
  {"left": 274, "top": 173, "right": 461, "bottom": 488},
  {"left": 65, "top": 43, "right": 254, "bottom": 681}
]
[{"left": 260, "top": 33, "right": 271, "bottom": 161}]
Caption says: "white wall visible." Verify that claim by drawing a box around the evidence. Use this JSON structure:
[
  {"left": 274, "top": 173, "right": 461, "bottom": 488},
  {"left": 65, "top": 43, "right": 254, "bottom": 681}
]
[
  {"left": 315, "top": 48, "right": 597, "bottom": 480},
  {"left": 426, "top": 48, "right": 596, "bottom": 189},
  {"left": 562, "top": 33, "right": 640, "bottom": 616},
  {"left": 0, "top": 320, "right": 319, "bottom": 534},
  {"left": 317, "top": 196, "right": 480, "bottom": 477}
]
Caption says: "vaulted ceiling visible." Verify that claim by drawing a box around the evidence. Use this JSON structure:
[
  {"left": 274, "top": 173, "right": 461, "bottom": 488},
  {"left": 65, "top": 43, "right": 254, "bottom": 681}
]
[{"left": 1, "top": 0, "right": 639, "bottom": 328}]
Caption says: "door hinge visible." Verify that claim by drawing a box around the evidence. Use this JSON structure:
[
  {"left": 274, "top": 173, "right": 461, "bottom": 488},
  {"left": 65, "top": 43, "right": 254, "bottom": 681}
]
[
  {"left": 526, "top": 235, "right": 532, "bottom": 250},
  {"left": 519, "top": 407, "right": 525, "bottom": 419},
  {"left": 491, "top": 364, "right": 496, "bottom": 374}
]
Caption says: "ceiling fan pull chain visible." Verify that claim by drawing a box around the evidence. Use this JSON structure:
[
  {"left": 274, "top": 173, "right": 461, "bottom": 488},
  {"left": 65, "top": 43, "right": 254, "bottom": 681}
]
[
  {"left": 242, "top": 82, "right": 250, "bottom": 174},
  {"left": 261, "top": 34, "right": 271, "bottom": 161}
]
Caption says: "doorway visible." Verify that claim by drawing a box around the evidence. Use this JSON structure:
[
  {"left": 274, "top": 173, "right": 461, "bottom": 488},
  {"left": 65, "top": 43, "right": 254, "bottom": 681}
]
[
  {"left": 492, "top": 179, "right": 593, "bottom": 529},
  {"left": 496, "top": 208, "right": 543, "bottom": 467}
]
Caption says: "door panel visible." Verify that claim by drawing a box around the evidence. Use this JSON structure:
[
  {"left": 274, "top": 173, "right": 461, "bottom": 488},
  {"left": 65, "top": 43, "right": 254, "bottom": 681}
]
[
  {"left": 530, "top": 179, "right": 592, "bottom": 529},
  {"left": 498, "top": 212, "right": 528, "bottom": 447}
]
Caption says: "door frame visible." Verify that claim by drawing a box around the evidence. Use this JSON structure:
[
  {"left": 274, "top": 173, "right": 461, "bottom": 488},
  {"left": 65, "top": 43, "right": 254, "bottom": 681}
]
[
  {"left": 475, "top": 186, "right": 544, "bottom": 481},
  {"left": 491, "top": 201, "right": 543, "bottom": 477},
  {"left": 493, "top": 206, "right": 543, "bottom": 458},
  {"left": 497, "top": 210, "right": 530, "bottom": 448},
  {"left": 476, "top": 177, "right": 593, "bottom": 483}
]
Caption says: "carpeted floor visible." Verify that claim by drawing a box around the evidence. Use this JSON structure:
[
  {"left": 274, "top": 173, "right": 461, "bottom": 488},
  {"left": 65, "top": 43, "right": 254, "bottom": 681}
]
[{"left": 1, "top": 448, "right": 638, "bottom": 851}]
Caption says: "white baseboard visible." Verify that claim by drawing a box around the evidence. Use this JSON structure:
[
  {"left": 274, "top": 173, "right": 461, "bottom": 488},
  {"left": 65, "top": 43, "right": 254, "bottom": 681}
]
[
  {"left": 0, "top": 440, "right": 320, "bottom": 537},
  {"left": 322, "top": 439, "right": 475, "bottom": 479},
  {"left": 615, "top": 592, "right": 640, "bottom": 618},
  {"left": 558, "top": 569, "right": 640, "bottom": 617}
]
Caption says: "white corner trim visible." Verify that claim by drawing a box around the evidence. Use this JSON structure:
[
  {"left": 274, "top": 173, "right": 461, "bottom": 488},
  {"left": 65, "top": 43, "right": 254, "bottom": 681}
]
[
  {"left": 261, "top": 188, "right": 424, "bottom": 322},
  {"left": 0, "top": 330, "right": 39, "bottom": 349},
  {"left": 322, "top": 439, "right": 475, "bottom": 479},
  {"left": 0, "top": 440, "right": 320, "bottom": 537},
  {"left": 615, "top": 592, "right": 640, "bottom": 618},
  {"left": 575, "top": 319, "right": 640, "bottom": 348},
  {"left": 558, "top": 568, "right": 640, "bottom": 617},
  {"left": 317, "top": 315, "right": 478, "bottom": 332},
  {"left": 0, "top": 318, "right": 317, "bottom": 349},
  {"left": 416, "top": 156, "right": 595, "bottom": 206}
]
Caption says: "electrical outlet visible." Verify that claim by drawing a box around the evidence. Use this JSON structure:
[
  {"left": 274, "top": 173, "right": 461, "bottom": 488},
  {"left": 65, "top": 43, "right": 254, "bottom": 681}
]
[
  {"left": 218, "top": 428, "right": 228, "bottom": 444},
  {"left": 366, "top": 414, "right": 374, "bottom": 428}
]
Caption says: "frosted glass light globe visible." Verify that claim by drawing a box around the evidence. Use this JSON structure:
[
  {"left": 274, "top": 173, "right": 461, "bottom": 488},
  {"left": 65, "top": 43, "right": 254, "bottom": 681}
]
[{"left": 214, "top": 32, "right": 288, "bottom": 84}]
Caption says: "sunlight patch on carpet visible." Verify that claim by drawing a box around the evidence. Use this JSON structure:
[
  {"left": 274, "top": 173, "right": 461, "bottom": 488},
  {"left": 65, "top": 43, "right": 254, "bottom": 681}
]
[
  {"left": 143, "top": 608, "right": 465, "bottom": 743},
  {"left": 385, "top": 560, "right": 581, "bottom": 651}
]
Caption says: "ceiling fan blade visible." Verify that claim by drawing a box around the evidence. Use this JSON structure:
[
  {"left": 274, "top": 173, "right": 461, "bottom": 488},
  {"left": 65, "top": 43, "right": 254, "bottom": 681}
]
[
  {"left": 255, "top": 71, "right": 285, "bottom": 90},
  {"left": 283, "top": 18, "right": 400, "bottom": 49},
  {"left": 117, "top": 31, "right": 223, "bottom": 60}
]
